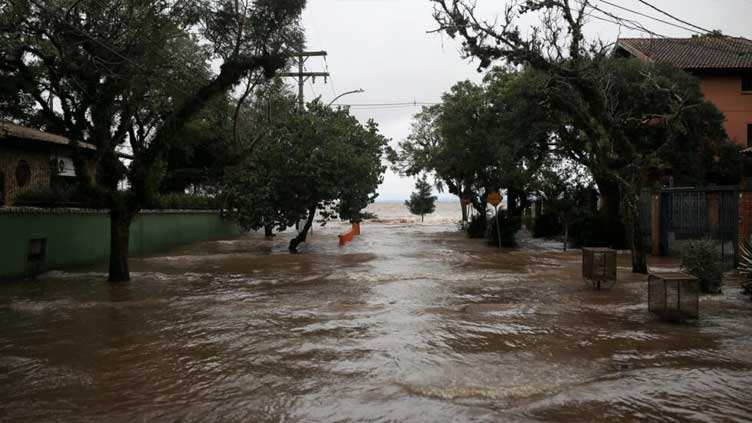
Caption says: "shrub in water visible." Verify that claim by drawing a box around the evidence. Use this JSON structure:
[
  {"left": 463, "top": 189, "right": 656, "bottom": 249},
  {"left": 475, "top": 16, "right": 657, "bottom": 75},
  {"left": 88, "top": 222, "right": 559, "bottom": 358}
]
[
  {"left": 487, "top": 210, "right": 521, "bottom": 247},
  {"left": 680, "top": 239, "right": 723, "bottom": 294},
  {"left": 465, "top": 214, "right": 487, "bottom": 239},
  {"left": 532, "top": 213, "right": 561, "bottom": 238},
  {"left": 737, "top": 236, "right": 752, "bottom": 300}
]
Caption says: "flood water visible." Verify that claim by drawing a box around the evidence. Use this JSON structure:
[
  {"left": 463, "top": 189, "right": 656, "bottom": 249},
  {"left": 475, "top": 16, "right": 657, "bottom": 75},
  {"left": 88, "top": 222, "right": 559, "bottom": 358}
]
[{"left": 2, "top": 202, "right": 752, "bottom": 422}]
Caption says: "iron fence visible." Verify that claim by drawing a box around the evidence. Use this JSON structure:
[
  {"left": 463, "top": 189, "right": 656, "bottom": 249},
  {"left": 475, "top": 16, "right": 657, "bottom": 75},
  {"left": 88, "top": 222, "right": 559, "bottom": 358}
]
[{"left": 655, "top": 186, "right": 738, "bottom": 269}]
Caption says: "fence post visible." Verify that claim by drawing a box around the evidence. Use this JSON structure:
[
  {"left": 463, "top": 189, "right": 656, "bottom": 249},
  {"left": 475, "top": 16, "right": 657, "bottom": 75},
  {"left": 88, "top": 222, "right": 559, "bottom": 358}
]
[
  {"left": 707, "top": 191, "right": 720, "bottom": 236},
  {"left": 651, "top": 192, "right": 661, "bottom": 256},
  {"left": 739, "top": 187, "right": 752, "bottom": 259}
]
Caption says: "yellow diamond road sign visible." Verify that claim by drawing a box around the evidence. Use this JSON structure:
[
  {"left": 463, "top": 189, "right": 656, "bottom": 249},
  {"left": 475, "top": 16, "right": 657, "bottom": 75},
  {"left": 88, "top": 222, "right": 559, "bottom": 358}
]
[{"left": 487, "top": 191, "right": 502, "bottom": 207}]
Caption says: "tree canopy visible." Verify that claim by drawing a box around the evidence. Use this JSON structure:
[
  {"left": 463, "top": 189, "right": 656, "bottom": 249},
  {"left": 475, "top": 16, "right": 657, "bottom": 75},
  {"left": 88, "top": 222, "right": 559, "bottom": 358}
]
[
  {"left": 0, "top": 0, "right": 306, "bottom": 280},
  {"left": 405, "top": 175, "right": 437, "bottom": 222},
  {"left": 430, "top": 0, "right": 729, "bottom": 272},
  {"left": 389, "top": 68, "right": 549, "bottom": 226},
  {"left": 225, "top": 99, "right": 388, "bottom": 252}
]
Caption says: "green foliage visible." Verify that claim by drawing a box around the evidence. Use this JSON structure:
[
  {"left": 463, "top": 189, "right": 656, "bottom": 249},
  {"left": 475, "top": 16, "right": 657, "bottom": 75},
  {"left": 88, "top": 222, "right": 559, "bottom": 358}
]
[
  {"left": 737, "top": 236, "right": 752, "bottom": 299},
  {"left": 0, "top": 0, "right": 306, "bottom": 279},
  {"left": 487, "top": 210, "right": 521, "bottom": 247},
  {"left": 155, "top": 193, "right": 218, "bottom": 210},
  {"left": 390, "top": 68, "right": 549, "bottom": 216},
  {"left": 224, "top": 99, "right": 388, "bottom": 236},
  {"left": 681, "top": 239, "right": 723, "bottom": 294},
  {"left": 533, "top": 213, "right": 561, "bottom": 239},
  {"left": 13, "top": 188, "right": 100, "bottom": 208},
  {"left": 405, "top": 175, "right": 437, "bottom": 221},
  {"left": 521, "top": 212, "right": 534, "bottom": 231},
  {"left": 465, "top": 214, "right": 487, "bottom": 239},
  {"left": 431, "top": 1, "right": 728, "bottom": 273},
  {"left": 15, "top": 189, "right": 217, "bottom": 210}
]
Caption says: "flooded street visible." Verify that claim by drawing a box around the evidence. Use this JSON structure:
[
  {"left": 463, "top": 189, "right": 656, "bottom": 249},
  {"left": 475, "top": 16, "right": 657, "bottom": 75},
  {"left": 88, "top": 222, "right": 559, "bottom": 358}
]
[{"left": 2, "top": 203, "right": 752, "bottom": 422}]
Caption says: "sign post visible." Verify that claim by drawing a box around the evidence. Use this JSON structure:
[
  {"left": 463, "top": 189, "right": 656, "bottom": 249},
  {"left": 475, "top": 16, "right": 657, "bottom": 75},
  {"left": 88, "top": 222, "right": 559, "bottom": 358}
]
[
  {"left": 460, "top": 195, "right": 471, "bottom": 228},
  {"left": 487, "top": 191, "right": 503, "bottom": 248}
]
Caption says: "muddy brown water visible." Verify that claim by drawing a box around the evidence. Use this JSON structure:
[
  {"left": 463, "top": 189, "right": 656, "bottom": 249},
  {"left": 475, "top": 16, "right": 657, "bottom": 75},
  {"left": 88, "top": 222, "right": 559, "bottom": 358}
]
[{"left": 1, "top": 209, "right": 752, "bottom": 422}]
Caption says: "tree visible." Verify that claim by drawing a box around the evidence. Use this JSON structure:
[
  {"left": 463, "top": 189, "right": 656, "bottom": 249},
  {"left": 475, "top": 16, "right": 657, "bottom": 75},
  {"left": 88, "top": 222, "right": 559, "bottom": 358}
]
[
  {"left": 390, "top": 69, "right": 548, "bottom": 230},
  {"left": 431, "top": 0, "right": 727, "bottom": 273},
  {"left": 0, "top": 0, "right": 305, "bottom": 281},
  {"left": 531, "top": 158, "right": 594, "bottom": 249},
  {"left": 225, "top": 100, "right": 388, "bottom": 252},
  {"left": 405, "top": 175, "right": 437, "bottom": 222}
]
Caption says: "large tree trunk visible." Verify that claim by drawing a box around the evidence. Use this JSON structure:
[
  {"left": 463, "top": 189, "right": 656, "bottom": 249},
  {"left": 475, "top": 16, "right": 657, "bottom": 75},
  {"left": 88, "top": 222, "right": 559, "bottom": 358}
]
[
  {"left": 289, "top": 206, "right": 316, "bottom": 252},
  {"left": 625, "top": 193, "right": 648, "bottom": 274},
  {"left": 109, "top": 208, "right": 133, "bottom": 282},
  {"left": 594, "top": 174, "right": 626, "bottom": 248},
  {"left": 460, "top": 200, "right": 468, "bottom": 223},
  {"left": 264, "top": 224, "right": 274, "bottom": 238}
]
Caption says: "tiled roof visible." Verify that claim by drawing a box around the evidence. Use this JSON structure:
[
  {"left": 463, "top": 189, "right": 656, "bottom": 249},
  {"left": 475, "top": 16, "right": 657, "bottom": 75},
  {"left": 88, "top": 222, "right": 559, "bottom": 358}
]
[
  {"left": 616, "top": 37, "right": 752, "bottom": 70},
  {"left": 0, "top": 121, "right": 97, "bottom": 151}
]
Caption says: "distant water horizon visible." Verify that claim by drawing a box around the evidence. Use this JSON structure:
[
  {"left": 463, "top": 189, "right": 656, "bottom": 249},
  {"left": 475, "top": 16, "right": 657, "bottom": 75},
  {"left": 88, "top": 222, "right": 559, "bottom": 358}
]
[{"left": 364, "top": 201, "right": 461, "bottom": 224}]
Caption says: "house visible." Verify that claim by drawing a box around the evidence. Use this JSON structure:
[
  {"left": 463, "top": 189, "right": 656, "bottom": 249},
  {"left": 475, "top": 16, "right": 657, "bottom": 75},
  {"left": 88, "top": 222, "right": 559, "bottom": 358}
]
[
  {"left": 0, "top": 121, "right": 97, "bottom": 206},
  {"left": 615, "top": 37, "right": 752, "bottom": 147}
]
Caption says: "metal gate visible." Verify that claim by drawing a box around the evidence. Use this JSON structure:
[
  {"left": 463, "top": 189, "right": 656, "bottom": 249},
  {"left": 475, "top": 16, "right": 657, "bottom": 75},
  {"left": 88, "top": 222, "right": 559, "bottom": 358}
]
[{"left": 658, "top": 187, "right": 738, "bottom": 269}]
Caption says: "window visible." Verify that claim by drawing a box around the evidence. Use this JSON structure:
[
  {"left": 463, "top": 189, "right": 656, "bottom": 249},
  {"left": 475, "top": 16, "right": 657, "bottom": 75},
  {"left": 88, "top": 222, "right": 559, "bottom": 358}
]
[
  {"left": 743, "top": 74, "right": 752, "bottom": 93},
  {"left": 15, "top": 160, "right": 31, "bottom": 188}
]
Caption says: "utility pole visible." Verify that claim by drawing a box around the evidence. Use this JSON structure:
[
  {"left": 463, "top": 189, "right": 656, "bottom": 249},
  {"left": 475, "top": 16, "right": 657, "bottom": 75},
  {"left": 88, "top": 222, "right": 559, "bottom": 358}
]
[
  {"left": 279, "top": 51, "right": 330, "bottom": 233},
  {"left": 278, "top": 51, "right": 330, "bottom": 111}
]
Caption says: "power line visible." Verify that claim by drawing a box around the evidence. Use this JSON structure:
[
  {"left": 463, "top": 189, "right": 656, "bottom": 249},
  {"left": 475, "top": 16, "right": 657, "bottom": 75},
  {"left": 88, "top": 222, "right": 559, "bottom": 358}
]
[
  {"left": 634, "top": 0, "right": 713, "bottom": 34},
  {"left": 595, "top": 0, "right": 701, "bottom": 34},
  {"left": 323, "top": 55, "right": 337, "bottom": 99},
  {"left": 576, "top": 0, "right": 752, "bottom": 56},
  {"left": 305, "top": 6, "right": 338, "bottom": 101}
]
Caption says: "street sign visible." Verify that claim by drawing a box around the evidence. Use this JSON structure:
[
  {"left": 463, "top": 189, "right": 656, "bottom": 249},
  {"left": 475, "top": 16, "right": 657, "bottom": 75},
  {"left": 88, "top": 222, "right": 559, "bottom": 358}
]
[{"left": 487, "top": 191, "right": 502, "bottom": 207}]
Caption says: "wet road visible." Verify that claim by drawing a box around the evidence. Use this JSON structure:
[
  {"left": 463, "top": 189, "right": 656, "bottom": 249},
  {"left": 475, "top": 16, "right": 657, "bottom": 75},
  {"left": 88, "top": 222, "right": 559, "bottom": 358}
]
[{"left": 1, "top": 212, "right": 752, "bottom": 422}]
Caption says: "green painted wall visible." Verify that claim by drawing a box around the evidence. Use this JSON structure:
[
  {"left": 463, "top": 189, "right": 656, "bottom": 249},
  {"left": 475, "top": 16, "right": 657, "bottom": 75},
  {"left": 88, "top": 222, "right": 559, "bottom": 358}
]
[{"left": 0, "top": 210, "right": 241, "bottom": 280}]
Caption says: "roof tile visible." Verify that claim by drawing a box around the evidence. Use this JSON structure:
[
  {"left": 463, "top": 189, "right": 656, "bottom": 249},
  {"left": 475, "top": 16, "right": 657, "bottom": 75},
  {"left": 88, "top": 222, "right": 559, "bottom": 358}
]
[{"left": 616, "top": 37, "right": 752, "bottom": 70}]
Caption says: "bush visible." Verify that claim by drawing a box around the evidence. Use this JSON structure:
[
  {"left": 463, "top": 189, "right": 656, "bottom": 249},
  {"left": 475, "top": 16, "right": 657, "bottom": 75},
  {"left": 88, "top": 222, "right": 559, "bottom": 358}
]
[
  {"left": 533, "top": 213, "right": 561, "bottom": 238},
  {"left": 487, "top": 210, "right": 521, "bottom": 247},
  {"left": 521, "top": 212, "right": 534, "bottom": 231},
  {"left": 14, "top": 188, "right": 97, "bottom": 208},
  {"left": 737, "top": 236, "right": 752, "bottom": 300},
  {"left": 465, "top": 214, "right": 487, "bottom": 239},
  {"left": 156, "top": 193, "right": 218, "bottom": 210},
  {"left": 569, "top": 209, "right": 603, "bottom": 248},
  {"left": 742, "top": 279, "right": 752, "bottom": 300},
  {"left": 681, "top": 239, "right": 723, "bottom": 294}
]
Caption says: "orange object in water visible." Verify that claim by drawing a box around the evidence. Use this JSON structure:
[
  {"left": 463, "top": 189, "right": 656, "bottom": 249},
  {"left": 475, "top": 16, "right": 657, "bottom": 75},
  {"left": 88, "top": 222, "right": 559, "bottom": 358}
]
[{"left": 338, "top": 223, "right": 361, "bottom": 246}]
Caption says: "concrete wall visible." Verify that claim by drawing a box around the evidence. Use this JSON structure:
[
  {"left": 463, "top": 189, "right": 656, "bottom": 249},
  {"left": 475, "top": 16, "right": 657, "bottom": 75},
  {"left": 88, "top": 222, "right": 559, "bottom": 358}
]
[
  {"left": 0, "top": 208, "right": 242, "bottom": 280},
  {"left": 698, "top": 73, "right": 752, "bottom": 146}
]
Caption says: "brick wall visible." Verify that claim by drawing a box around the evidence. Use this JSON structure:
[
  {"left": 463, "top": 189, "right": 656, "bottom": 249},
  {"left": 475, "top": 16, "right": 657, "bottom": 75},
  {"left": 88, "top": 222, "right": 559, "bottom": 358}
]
[{"left": 0, "top": 145, "right": 51, "bottom": 206}]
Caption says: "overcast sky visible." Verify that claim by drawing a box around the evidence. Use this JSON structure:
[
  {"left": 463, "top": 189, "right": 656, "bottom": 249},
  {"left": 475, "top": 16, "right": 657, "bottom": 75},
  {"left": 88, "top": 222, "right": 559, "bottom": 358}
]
[{"left": 296, "top": 0, "right": 752, "bottom": 202}]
